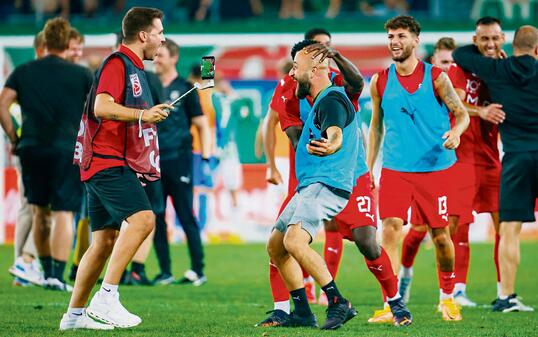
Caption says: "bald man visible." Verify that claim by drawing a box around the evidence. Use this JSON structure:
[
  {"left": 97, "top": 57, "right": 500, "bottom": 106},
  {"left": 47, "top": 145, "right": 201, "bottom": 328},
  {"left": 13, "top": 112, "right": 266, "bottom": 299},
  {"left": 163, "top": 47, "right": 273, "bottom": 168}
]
[
  {"left": 266, "top": 39, "right": 359, "bottom": 330},
  {"left": 454, "top": 25, "right": 538, "bottom": 313}
]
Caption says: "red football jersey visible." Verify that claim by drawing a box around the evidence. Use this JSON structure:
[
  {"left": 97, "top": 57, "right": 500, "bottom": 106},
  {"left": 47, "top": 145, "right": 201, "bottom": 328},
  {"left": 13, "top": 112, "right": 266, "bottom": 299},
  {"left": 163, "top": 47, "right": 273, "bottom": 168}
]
[{"left": 448, "top": 64, "right": 500, "bottom": 166}]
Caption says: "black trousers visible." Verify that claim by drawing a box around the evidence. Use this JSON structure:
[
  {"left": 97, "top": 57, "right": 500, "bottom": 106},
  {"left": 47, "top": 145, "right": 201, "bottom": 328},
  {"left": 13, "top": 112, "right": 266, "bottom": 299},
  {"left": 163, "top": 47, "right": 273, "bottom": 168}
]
[{"left": 153, "top": 149, "right": 205, "bottom": 276}]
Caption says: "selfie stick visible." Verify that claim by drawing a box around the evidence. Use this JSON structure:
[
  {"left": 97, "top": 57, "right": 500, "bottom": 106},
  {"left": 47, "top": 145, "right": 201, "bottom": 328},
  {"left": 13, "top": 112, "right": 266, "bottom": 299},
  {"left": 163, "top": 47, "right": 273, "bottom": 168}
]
[{"left": 169, "top": 79, "right": 215, "bottom": 107}]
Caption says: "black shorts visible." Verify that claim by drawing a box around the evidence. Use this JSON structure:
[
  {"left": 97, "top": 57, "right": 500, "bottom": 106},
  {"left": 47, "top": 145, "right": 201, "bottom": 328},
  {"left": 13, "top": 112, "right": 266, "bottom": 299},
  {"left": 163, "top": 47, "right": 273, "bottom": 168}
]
[
  {"left": 85, "top": 167, "right": 152, "bottom": 232},
  {"left": 499, "top": 151, "right": 538, "bottom": 222},
  {"left": 18, "top": 146, "right": 82, "bottom": 212}
]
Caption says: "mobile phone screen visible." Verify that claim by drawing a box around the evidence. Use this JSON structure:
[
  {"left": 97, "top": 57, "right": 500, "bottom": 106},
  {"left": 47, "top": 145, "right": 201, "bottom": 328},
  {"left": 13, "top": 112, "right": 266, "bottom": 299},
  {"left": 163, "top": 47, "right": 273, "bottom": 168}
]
[{"left": 201, "top": 56, "right": 216, "bottom": 80}]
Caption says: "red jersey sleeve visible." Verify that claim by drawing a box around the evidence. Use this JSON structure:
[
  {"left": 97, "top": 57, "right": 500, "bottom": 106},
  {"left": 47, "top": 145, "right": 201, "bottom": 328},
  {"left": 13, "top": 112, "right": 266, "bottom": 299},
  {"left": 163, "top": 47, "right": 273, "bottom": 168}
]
[
  {"left": 332, "top": 74, "right": 360, "bottom": 112},
  {"left": 270, "top": 75, "right": 302, "bottom": 131},
  {"left": 447, "top": 64, "right": 467, "bottom": 91},
  {"left": 96, "top": 56, "right": 125, "bottom": 104}
]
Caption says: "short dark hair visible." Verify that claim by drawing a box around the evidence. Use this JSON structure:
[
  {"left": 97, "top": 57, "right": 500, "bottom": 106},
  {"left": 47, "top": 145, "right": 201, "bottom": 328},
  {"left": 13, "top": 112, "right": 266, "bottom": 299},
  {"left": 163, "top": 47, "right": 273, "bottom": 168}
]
[
  {"left": 163, "top": 38, "right": 180, "bottom": 58},
  {"left": 434, "top": 37, "right": 456, "bottom": 52},
  {"left": 304, "top": 28, "right": 331, "bottom": 40},
  {"left": 384, "top": 15, "right": 421, "bottom": 36},
  {"left": 69, "top": 27, "right": 84, "bottom": 43},
  {"left": 43, "top": 17, "right": 71, "bottom": 51},
  {"left": 476, "top": 16, "right": 501, "bottom": 28},
  {"left": 291, "top": 39, "right": 318, "bottom": 59},
  {"left": 122, "top": 7, "right": 164, "bottom": 44},
  {"left": 33, "top": 30, "right": 45, "bottom": 50}
]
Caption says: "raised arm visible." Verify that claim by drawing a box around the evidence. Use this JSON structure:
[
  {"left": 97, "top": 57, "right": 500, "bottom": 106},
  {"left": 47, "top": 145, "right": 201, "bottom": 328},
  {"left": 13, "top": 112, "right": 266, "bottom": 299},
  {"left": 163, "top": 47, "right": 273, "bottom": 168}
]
[
  {"left": 434, "top": 72, "right": 470, "bottom": 149},
  {"left": 304, "top": 43, "right": 364, "bottom": 95},
  {"left": 366, "top": 74, "right": 384, "bottom": 188},
  {"left": 453, "top": 45, "right": 498, "bottom": 82}
]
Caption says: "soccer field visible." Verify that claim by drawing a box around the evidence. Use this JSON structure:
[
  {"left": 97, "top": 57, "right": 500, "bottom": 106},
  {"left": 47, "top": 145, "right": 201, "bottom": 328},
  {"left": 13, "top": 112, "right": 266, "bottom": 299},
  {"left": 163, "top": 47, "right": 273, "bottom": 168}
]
[{"left": 1, "top": 242, "right": 537, "bottom": 336}]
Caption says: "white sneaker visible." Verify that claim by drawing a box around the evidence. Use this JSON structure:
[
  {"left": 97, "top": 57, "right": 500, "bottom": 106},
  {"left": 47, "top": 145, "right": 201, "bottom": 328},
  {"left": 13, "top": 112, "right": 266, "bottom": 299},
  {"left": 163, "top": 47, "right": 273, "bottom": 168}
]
[
  {"left": 178, "top": 270, "right": 207, "bottom": 286},
  {"left": 87, "top": 291, "right": 142, "bottom": 328},
  {"left": 454, "top": 291, "right": 477, "bottom": 307},
  {"left": 59, "top": 310, "right": 114, "bottom": 330},
  {"left": 9, "top": 257, "right": 45, "bottom": 286},
  {"left": 45, "top": 278, "right": 73, "bottom": 292}
]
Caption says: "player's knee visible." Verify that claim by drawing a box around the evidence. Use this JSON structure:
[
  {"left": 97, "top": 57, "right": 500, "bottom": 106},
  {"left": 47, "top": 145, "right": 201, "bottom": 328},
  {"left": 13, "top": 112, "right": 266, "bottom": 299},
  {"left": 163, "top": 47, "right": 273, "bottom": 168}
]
[
  {"left": 283, "top": 233, "right": 306, "bottom": 256},
  {"left": 356, "top": 239, "right": 381, "bottom": 260},
  {"left": 131, "top": 211, "right": 156, "bottom": 235},
  {"left": 432, "top": 231, "right": 451, "bottom": 250}
]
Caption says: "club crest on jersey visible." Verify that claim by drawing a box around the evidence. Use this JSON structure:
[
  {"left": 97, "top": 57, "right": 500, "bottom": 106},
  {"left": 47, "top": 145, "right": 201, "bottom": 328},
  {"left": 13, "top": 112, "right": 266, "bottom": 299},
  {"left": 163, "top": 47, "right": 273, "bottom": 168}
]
[{"left": 130, "top": 73, "right": 142, "bottom": 97}]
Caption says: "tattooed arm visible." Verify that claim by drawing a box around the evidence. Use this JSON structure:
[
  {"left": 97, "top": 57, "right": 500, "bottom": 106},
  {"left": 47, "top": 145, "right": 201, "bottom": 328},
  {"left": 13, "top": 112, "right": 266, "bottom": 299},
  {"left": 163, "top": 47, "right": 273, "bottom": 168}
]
[
  {"left": 434, "top": 72, "right": 470, "bottom": 149},
  {"left": 306, "top": 126, "right": 342, "bottom": 156},
  {"left": 454, "top": 88, "right": 505, "bottom": 124},
  {"left": 94, "top": 93, "right": 172, "bottom": 123}
]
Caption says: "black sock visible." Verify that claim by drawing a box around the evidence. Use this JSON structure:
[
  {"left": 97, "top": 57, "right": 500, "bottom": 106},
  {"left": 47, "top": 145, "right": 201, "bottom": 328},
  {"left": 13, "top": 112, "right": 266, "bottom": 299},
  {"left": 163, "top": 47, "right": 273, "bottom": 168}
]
[
  {"left": 322, "top": 280, "right": 345, "bottom": 305},
  {"left": 52, "top": 258, "right": 66, "bottom": 282},
  {"left": 290, "top": 288, "right": 313, "bottom": 317},
  {"left": 131, "top": 262, "right": 145, "bottom": 274},
  {"left": 39, "top": 256, "right": 53, "bottom": 279}
]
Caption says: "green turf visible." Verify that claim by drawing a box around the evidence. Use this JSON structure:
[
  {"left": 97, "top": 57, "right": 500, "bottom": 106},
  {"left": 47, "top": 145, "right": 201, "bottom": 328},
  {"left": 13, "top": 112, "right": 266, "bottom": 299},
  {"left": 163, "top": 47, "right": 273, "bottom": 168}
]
[{"left": 1, "top": 242, "right": 537, "bottom": 336}]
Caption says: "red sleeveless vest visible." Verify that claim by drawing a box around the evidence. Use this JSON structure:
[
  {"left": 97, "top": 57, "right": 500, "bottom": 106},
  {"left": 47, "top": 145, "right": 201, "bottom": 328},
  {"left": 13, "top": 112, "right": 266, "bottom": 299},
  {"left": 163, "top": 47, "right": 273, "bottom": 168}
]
[{"left": 74, "top": 52, "right": 160, "bottom": 181}]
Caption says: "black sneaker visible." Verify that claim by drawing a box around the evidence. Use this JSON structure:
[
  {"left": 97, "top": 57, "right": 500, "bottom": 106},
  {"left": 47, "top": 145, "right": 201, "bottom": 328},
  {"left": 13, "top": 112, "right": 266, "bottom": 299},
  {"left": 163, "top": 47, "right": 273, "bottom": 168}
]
[
  {"left": 388, "top": 297, "right": 413, "bottom": 326},
  {"left": 321, "top": 299, "right": 357, "bottom": 330},
  {"left": 127, "top": 271, "right": 153, "bottom": 286},
  {"left": 255, "top": 309, "right": 290, "bottom": 327},
  {"left": 492, "top": 294, "right": 534, "bottom": 312},
  {"left": 153, "top": 273, "right": 175, "bottom": 285},
  {"left": 280, "top": 311, "right": 318, "bottom": 328}
]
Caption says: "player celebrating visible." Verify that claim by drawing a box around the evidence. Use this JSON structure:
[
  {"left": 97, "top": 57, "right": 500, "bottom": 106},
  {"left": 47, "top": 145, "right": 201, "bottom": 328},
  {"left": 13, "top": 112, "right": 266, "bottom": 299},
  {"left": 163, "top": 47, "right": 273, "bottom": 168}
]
[
  {"left": 267, "top": 39, "right": 359, "bottom": 330},
  {"left": 399, "top": 18, "right": 509, "bottom": 307},
  {"left": 367, "top": 15, "right": 469, "bottom": 321},
  {"left": 59, "top": 7, "right": 172, "bottom": 330},
  {"left": 258, "top": 28, "right": 362, "bottom": 326}
]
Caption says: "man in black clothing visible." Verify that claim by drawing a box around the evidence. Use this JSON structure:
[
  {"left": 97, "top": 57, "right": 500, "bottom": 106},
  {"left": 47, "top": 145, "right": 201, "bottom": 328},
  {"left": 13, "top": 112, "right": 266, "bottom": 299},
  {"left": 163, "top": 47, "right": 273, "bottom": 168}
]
[
  {"left": 453, "top": 25, "right": 538, "bottom": 313},
  {"left": 0, "top": 17, "right": 93, "bottom": 291},
  {"left": 153, "top": 38, "right": 212, "bottom": 285}
]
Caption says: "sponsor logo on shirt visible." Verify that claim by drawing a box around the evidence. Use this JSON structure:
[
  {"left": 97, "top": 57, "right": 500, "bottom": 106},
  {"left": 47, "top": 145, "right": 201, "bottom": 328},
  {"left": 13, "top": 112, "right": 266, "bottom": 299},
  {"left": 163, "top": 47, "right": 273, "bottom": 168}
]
[{"left": 130, "top": 73, "right": 142, "bottom": 97}]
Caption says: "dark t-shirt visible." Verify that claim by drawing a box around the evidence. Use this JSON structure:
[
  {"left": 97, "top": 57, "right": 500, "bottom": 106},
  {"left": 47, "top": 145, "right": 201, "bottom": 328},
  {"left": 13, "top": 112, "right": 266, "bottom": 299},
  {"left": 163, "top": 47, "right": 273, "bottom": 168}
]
[
  {"left": 145, "top": 70, "right": 164, "bottom": 104},
  {"left": 158, "top": 76, "right": 203, "bottom": 157},
  {"left": 313, "top": 91, "right": 355, "bottom": 138},
  {"left": 5, "top": 55, "right": 93, "bottom": 152}
]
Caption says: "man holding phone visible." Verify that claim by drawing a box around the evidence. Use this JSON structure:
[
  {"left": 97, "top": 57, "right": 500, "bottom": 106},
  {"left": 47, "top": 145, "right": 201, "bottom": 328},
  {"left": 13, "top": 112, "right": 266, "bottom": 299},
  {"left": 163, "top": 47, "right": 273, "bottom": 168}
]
[{"left": 152, "top": 38, "right": 212, "bottom": 285}]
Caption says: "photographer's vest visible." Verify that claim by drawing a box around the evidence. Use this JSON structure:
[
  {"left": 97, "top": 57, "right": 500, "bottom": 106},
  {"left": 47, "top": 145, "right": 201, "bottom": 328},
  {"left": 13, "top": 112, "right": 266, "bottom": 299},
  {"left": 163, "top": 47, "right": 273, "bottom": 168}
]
[{"left": 74, "top": 52, "right": 160, "bottom": 181}]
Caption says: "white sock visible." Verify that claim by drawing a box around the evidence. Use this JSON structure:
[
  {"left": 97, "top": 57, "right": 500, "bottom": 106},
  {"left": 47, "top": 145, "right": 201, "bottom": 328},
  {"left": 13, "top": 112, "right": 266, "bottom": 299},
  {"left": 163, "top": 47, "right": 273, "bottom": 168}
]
[
  {"left": 439, "top": 289, "right": 453, "bottom": 301},
  {"left": 499, "top": 294, "right": 508, "bottom": 300},
  {"left": 400, "top": 267, "right": 413, "bottom": 279},
  {"left": 383, "top": 302, "right": 389, "bottom": 309},
  {"left": 497, "top": 282, "right": 502, "bottom": 297},
  {"left": 100, "top": 282, "right": 118, "bottom": 296},
  {"left": 274, "top": 300, "right": 290, "bottom": 314},
  {"left": 454, "top": 283, "right": 466, "bottom": 294},
  {"left": 67, "top": 307, "right": 84, "bottom": 318},
  {"left": 387, "top": 293, "right": 401, "bottom": 302}
]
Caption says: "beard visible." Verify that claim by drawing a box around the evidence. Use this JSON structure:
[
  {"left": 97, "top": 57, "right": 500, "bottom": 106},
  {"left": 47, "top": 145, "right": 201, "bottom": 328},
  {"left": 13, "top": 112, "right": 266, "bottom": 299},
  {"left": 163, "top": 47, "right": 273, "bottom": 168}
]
[
  {"left": 391, "top": 44, "right": 413, "bottom": 62},
  {"left": 295, "top": 76, "right": 311, "bottom": 99}
]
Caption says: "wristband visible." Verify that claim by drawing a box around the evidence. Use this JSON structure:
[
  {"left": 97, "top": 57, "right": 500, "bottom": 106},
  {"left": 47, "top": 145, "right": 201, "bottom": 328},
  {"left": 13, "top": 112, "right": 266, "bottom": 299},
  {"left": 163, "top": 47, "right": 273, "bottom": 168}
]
[{"left": 138, "top": 109, "right": 145, "bottom": 137}]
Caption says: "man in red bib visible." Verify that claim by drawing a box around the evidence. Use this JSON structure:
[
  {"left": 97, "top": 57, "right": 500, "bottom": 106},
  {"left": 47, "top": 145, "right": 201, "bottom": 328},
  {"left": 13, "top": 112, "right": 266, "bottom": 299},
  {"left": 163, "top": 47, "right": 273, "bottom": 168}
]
[{"left": 60, "top": 7, "right": 172, "bottom": 330}]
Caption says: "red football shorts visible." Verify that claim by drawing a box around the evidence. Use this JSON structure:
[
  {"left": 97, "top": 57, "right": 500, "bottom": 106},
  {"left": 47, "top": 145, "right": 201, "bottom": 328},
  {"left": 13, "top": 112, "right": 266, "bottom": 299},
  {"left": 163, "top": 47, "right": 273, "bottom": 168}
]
[
  {"left": 379, "top": 168, "right": 450, "bottom": 229},
  {"left": 336, "top": 173, "right": 377, "bottom": 241},
  {"left": 473, "top": 164, "right": 500, "bottom": 214}
]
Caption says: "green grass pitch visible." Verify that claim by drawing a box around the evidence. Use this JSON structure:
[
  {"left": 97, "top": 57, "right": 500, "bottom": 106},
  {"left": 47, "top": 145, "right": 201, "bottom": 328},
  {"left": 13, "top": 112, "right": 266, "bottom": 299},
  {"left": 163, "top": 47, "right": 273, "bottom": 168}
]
[{"left": 0, "top": 242, "right": 537, "bottom": 336}]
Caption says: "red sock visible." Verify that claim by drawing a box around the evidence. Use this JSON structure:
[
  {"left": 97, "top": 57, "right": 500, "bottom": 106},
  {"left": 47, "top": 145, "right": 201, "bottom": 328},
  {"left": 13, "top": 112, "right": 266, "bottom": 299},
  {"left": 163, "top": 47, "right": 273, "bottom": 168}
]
[
  {"left": 401, "top": 228, "right": 426, "bottom": 268},
  {"left": 451, "top": 223, "right": 470, "bottom": 284},
  {"left": 269, "top": 261, "right": 289, "bottom": 302},
  {"left": 324, "top": 231, "right": 343, "bottom": 279},
  {"left": 365, "top": 247, "right": 399, "bottom": 299},
  {"left": 494, "top": 233, "right": 501, "bottom": 282},
  {"left": 438, "top": 268, "right": 456, "bottom": 295}
]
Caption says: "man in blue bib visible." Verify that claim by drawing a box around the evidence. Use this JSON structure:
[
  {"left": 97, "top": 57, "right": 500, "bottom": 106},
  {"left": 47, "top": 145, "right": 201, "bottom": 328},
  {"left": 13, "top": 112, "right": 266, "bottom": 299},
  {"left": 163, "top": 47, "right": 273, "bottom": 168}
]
[
  {"left": 267, "top": 40, "right": 358, "bottom": 330},
  {"left": 367, "top": 15, "right": 469, "bottom": 321}
]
